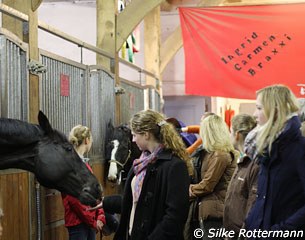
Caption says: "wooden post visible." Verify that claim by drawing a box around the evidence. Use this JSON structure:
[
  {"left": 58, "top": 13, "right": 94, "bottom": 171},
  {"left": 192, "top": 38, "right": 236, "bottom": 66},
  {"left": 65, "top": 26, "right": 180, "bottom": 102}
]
[
  {"left": 28, "top": 5, "right": 43, "bottom": 240},
  {"left": 96, "top": 0, "right": 116, "bottom": 71},
  {"left": 28, "top": 10, "right": 40, "bottom": 124},
  {"left": 96, "top": 0, "right": 121, "bottom": 125},
  {"left": 144, "top": 6, "right": 161, "bottom": 90}
]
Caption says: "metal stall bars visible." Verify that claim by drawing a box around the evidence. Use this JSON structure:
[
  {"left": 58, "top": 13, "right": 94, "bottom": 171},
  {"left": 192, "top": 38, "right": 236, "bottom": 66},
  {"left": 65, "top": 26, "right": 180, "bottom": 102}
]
[
  {"left": 147, "top": 85, "right": 161, "bottom": 112},
  {"left": 0, "top": 28, "right": 31, "bottom": 240},
  {"left": 120, "top": 78, "right": 146, "bottom": 124},
  {"left": 0, "top": 28, "right": 28, "bottom": 120},
  {"left": 40, "top": 49, "right": 88, "bottom": 135},
  {"left": 88, "top": 66, "right": 115, "bottom": 161}
]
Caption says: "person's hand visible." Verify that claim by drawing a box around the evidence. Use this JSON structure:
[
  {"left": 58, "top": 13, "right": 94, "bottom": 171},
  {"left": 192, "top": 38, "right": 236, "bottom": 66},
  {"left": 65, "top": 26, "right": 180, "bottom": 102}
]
[
  {"left": 96, "top": 220, "right": 104, "bottom": 232},
  {"left": 87, "top": 198, "right": 103, "bottom": 211},
  {"left": 181, "top": 127, "right": 188, "bottom": 132},
  {"left": 189, "top": 184, "right": 195, "bottom": 197}
]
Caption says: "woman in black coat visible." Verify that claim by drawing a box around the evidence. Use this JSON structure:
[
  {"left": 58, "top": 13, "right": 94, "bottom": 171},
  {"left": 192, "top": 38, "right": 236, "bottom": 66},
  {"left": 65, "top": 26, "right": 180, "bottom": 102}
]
[{"left": 114, "top": 109, "right": 193, "bottom": 240}]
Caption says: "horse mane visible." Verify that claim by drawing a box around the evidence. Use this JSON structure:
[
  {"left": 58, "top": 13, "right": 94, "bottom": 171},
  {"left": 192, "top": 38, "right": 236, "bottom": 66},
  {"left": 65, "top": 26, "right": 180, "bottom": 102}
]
[
  {"left": 0, "top": 118, "right": 43, "bottom": 146},
  {"left": 51, "top": 128, "right": 71, "bottom": 144}
]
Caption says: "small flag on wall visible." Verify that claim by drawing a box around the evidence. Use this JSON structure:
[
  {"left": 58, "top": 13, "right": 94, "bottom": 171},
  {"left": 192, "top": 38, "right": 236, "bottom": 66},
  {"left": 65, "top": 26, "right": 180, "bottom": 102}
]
[{"left": 60, "top": 74, "right": 70, "bottom": 97}]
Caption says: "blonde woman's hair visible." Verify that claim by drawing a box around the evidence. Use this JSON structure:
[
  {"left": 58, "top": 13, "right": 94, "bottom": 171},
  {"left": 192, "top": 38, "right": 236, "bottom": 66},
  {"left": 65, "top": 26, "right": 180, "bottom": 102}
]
[
  {"left": 256, "top": 85, "right": 299, "bottom": 154},
  {"left": 200, "top": 115, "right": 235, "bottom": 153},
  {"left": 69, "top": 125, "right": 91, "bottom": 148},
  {"left": 231, "top": 114, "right": 257, "bottom": 142},
  {"left": 130, "top": 109, "right": 193, "bottom": 176}
]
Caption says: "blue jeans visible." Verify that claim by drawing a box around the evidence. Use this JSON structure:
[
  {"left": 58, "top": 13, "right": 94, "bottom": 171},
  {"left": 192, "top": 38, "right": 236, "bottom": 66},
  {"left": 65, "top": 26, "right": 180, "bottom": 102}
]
[{"left": 67, "top": 223, "right": 96, "bottom": 240}]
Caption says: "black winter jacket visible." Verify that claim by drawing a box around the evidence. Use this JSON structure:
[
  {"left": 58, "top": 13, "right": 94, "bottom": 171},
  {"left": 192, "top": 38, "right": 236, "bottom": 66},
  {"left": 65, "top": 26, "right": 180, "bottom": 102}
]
[{"left": 114, "top": 149, "right": 190, "bottom": 240}]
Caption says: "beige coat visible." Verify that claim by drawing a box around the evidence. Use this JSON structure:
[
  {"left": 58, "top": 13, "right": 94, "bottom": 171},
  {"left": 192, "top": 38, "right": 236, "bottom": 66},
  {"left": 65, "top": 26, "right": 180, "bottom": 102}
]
[{"left": 191, "top": 150, "right": 237, "bottom": 221}]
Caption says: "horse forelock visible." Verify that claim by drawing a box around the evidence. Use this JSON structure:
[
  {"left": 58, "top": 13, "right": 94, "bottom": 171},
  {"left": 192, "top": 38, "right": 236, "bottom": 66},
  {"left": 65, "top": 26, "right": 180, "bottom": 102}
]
[
  {"left": 110, "top": 126, "right": 132, "bottom": 163},
  {"left": 114, "top": 125, "right": 131, "bottom": 142}
]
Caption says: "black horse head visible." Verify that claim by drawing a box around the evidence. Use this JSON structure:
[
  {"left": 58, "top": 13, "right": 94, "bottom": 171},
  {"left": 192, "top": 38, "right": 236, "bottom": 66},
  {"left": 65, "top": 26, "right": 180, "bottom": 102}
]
[
  {"left": 0, "top": 111, "right": 102, "bottom": 206},
  {"left": 105, "top": 122, "right": 141, "bottom": 183}
]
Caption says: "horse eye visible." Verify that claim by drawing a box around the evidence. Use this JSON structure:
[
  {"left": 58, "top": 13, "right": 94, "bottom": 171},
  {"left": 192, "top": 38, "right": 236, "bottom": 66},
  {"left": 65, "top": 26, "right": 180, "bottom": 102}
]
[
  {"left": 63, "top": 145, "right": 73, "bottom": 151},
  {"left": 66, "top": 146, "right": 72, "bottom": 151}
]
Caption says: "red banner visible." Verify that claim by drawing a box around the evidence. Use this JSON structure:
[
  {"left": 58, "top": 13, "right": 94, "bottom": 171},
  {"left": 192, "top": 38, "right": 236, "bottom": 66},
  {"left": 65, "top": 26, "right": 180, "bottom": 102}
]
[{"left": 179, "top": 4, "right": 305, "bottom": 99}]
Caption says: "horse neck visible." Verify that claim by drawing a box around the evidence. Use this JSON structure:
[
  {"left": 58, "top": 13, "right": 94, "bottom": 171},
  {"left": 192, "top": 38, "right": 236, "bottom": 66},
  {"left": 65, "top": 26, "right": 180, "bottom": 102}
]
[{"left": 0, "top": 145, "right": 36, "bottom": 172}]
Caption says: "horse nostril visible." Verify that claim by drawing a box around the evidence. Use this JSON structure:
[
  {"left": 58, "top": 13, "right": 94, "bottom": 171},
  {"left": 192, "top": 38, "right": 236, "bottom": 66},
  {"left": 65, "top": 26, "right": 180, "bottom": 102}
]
[{"left": 82, "top": 186, "right": 91, "bottom": 193}]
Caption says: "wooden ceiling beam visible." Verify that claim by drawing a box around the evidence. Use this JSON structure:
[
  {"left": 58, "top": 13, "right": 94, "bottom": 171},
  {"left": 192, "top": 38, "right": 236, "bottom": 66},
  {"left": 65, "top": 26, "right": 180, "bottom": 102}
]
[{"left": 116, "top": 0, "right": 163, "bottom": 52}]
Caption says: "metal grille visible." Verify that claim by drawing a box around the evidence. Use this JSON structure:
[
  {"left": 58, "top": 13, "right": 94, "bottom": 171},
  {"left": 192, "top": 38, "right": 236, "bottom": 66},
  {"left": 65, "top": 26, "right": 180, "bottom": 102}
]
[
  {"left": 88, "top": 70, "right": 115, "bottom": 159},
  {"left": 40, "top": 51, "right": 87, "bottom": 136},
  {"left": 0, "top": 34, "right": 28, "bottom": 120},
  {"left": 120, "top": 79, "right": 145, "bottom": 124},
  {"left": 149, "top": 87, "right": 161, "bottom": 112}
]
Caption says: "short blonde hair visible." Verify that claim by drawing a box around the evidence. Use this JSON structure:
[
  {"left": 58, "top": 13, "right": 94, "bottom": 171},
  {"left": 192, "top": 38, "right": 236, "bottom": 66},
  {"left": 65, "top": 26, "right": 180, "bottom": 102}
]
[
  {"left": 256, "top": 85, "right": 299, "bottom": 154},
  {"left": 69, "top": 125, "right": 91, "bottom": 148},
  {"left": 200, "top": 115, "right": 234, "bottom": 153}
]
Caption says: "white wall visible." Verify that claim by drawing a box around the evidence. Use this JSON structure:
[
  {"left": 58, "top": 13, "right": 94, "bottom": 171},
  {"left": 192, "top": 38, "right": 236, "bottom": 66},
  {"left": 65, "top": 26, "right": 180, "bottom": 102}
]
[
  {"left": 38, "top": 1, "right": 145, "bottom": 83},
  {"left": 161, "top": 12, "right": 186, "bottom": 97},
  {"left": 38, "top": 2, "right": 97, "bottom": 64},
  {"left": 163, "top": 96, "right": 207, "bottom": 125},
  {"left": 211, "top": 97, "right": 256, "bottom": 119}
]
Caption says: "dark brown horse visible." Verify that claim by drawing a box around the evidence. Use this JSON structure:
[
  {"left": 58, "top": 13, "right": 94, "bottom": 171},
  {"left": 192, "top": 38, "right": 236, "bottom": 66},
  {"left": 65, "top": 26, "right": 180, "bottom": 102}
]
[{"left": 0, "top": 111, "right": 102, "bottom": 206}]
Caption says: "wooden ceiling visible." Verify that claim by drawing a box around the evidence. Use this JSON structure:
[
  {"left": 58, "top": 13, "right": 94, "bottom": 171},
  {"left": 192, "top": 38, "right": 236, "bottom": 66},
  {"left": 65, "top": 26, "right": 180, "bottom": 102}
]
[
  {"left": 42, "top": 0, "right": 201, "bottom": 11},
  {"left": 161, "top": 0, "right": 200, "bottom": 11}
]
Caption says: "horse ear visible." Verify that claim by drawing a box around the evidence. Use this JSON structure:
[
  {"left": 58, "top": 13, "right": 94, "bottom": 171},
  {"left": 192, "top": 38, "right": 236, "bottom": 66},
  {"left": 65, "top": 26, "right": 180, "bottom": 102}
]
[
  {"left": 107, "top": 120, "right": 114, "bottom": 132},
  {"left": 38, "top": 111, "right": 53, "bottom": 134},
  {"left": 105, "top": 120, "right": 114, "bottom": 142}
]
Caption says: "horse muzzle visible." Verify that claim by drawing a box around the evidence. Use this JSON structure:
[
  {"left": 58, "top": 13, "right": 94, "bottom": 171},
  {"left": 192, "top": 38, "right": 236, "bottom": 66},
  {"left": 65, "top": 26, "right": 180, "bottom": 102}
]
[{"left": 79, "top": 183, "right": 103, "bottom": 206}]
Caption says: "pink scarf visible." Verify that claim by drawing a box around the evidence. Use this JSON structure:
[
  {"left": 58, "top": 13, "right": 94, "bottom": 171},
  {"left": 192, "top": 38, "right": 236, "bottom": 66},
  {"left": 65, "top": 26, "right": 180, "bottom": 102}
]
[{"left": 132, "top": 145, "right": 163, "bottom": 202}]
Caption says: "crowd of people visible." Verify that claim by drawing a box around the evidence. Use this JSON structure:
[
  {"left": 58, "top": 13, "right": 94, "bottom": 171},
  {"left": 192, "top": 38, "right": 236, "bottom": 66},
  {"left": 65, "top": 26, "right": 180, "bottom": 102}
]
[{"left": 1, "top": 84, "right": 305, "bottom": 240}]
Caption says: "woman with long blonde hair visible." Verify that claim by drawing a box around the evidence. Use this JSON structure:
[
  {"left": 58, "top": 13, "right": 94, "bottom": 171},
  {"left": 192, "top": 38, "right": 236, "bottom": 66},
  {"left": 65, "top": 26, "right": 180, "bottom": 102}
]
[
  {"left": 114, "top": 109, "right": 191, "bottom": 240},
  {"left": 189, "top": 114, "right": 238, "bottom": 240},
  {"left": 245, "top": 85, "right": 305, "bottom": 237}
]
